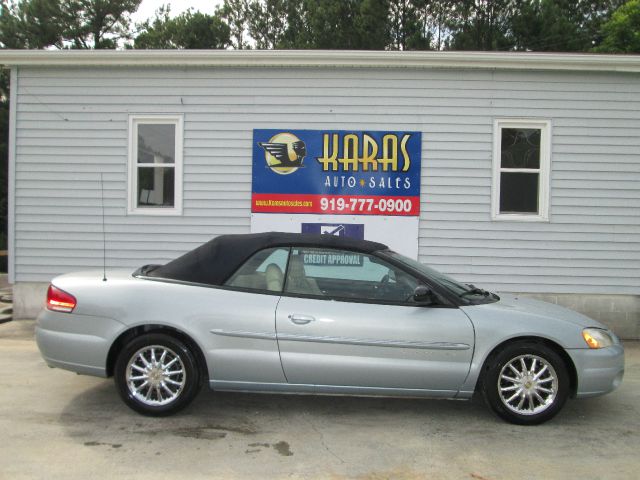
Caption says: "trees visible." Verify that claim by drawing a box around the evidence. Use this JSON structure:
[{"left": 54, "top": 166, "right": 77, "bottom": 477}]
[
  {"left": 245, "top": 0, "right": 293, "bottom": 49},
  {"left": 0, "top": 1, "right": 634, "bottom": 57},
  {"left": 293, "top": 0, "right": 390, "bottom": 50},
  {"left": 62, "top": 0, "right": 142, "bottom": 49},
  {"left": 509, "top": 0, "right": 587, "bottom": 52},
  {"left": 0, "top": 0, "right": 142, "bottom": 49},
  {"left": 356, "top": 0, "right": 392, "bottom": 49},
  {"left": 387, "top": 0, "right": 425, "bottom": 50},
  {"left": 0, "top": 0, "right": 66, "bottom": 48},
  {"left": 509, "top": 1, "right": 627, "bottom": 52},
  {"left": 210, "top": 0, "right": 633, "bottom": 52},
  {"left": 216, "top": 0, "right": 393, "bottom": 50},
  {"left": 447, "top": 0, "right": 514, "bottom": 51},
  {"left": 134, "top": 8, "right": 231, "bottom": 49},
  {"left": 219, "top": 0, "right": 251, "bottom": 49},
  {"left": 596, "top": 0, "right": 640, "bottom": 52}
]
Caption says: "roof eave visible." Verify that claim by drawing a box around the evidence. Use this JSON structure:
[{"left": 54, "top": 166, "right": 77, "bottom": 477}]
[{"left": 1, "top": 50, "right": 639, "bottom": 73}]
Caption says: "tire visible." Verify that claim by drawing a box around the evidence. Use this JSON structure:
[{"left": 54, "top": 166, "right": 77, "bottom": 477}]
[
  {"left": 114, "top": 333, "right": 202, "bottom": 416},
  {"left": 482, "top": 342, "right": 569, "bottom": 425}
]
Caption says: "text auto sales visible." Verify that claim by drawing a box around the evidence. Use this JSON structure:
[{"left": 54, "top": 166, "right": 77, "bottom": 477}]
[{"left": 318, "top": 133, "right": 413, "bottom": 191}]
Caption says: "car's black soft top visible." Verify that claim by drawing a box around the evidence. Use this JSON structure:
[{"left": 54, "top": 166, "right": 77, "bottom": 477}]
[{"left": 145, "top": 232, "right": 389, "bottom": 286}]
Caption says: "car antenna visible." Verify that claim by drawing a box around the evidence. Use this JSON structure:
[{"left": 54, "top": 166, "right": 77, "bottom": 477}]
[{"left": 100, "top": 173, "right": 107, "bottom": 282}]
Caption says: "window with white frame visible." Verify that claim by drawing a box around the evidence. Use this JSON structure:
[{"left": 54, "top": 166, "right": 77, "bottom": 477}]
[
  {"left": 492, "top": 119, "right": 551, "bottom": 221},
  {"left": 128, "top": 115, "right": 183, "bottom": 215}
]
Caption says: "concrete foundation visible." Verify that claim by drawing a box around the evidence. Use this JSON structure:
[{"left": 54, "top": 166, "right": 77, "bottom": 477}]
[
  {"left": 518, "top": 293, "right": 640, "bottom": 340},
  {"left": 14, "top": 282, "right": 48, "bottom": 320},
  {"left": 13, "top": 282, "right": 640, "bottom": 340}
]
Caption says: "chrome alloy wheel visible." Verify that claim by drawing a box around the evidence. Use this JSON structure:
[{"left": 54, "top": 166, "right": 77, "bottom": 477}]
[
  {"left": 498, "top": 354, "right": 558, "bottom": 416},
  {"left": 125, "top": 345, "right": 186, "bottom": 406}
]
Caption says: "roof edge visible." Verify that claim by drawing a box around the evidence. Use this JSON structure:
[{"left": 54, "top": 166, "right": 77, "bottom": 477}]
[{"left": 1, "top": 50, "right": 640, "bottom": 72}]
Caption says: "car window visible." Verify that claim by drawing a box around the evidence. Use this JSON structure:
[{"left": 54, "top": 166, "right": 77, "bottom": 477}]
[
  {"left": 284, "top": 247, "right": 419, "bottom": 303},
  {"left": 224, "top": 247, "right": 289, "bottom": 293}
]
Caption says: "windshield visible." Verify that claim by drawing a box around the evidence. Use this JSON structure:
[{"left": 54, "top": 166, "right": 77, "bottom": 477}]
[{"left": 383, "top": 251, "right": 498, "bottom": 303}]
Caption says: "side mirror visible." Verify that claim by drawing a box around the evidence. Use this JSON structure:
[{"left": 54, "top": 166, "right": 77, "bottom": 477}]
[{"left": 413, "top": 285, "right": 434, "bottom": 303}]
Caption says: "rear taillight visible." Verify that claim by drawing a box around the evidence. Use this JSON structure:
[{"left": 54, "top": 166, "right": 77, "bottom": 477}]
[{"left": 46, "top": 285, "right": 77, "bottom": 313}]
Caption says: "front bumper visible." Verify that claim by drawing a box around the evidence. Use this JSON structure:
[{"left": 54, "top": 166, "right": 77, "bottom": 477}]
[
  {"left": 35, "top": 309, "right": 124, "bottom": 377},
  {"left": 567, "top": 344, "right": 625, "bottom": 398}
]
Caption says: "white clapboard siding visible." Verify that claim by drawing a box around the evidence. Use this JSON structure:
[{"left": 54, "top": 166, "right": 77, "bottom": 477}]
[{"left": 13, "top": 66, "right": 640, "bottom": 294}]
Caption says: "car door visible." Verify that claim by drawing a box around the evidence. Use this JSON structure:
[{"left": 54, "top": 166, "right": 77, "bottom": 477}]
[
  {"left": 275, "top": 247, "right": 475, "bottom": 395},
  {"left": 202, "top": 246, "right": 289, "bottom": 385}
]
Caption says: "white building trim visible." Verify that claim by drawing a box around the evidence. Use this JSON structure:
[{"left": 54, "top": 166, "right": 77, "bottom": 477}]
[
  {"left": 0, "top": 50, "right": 639, "bottom": 73},
  {"left": 7, "top": 68, "right": 18, "bottom": 283},
  {"left": 127, "top": 114, "right": 184, "bottom": 216}
]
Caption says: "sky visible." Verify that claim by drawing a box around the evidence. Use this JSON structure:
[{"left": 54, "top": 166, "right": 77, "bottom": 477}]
[{"left": 132, "top": 0, "right": 225, "bottom": 24}]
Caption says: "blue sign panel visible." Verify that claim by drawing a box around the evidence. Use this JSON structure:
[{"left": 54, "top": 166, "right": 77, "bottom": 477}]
[
  {"left": 252, "top": 129, "right": 422, "bottom": 216},
  {"left": 301, "top": 222, "right": 365, "bottom": 239}
]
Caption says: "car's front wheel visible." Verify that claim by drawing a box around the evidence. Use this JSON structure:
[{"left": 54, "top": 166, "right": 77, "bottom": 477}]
[
  {"left": 114, "top": 333, "right": 201, "bottom": 416},
  {"left": 483, "top": 342, "right": 569, "bottom": 425}
]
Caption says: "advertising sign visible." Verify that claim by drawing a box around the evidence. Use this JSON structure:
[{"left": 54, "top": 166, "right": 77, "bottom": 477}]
[
  {"left": 251, "top": 129, "right": 421, "bottom": 258},
  {"left": 252, "top": 129, "right": 421, "bottom": 216}
]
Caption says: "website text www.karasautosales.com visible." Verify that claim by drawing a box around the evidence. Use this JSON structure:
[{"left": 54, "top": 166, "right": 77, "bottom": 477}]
[{"left": 255, "top": 199, "right": 313, "bottom": 207}]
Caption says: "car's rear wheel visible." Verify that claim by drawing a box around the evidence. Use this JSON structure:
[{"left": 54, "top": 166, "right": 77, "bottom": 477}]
[
  {"left": 483, "top": 342, "right": 569, "bottom": 425},
  {"left": 114, "top": 333, "right": 201, "bottom": 416}
]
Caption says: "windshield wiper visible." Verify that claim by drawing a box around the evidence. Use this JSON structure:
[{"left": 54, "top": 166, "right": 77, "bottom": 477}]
[{"left": 460, "top": 284, "right": 490, "bottom": 298}]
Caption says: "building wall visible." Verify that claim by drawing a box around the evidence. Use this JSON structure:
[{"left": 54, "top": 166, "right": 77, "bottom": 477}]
[{"left": 12, "top": 66, "right": 640, "bottom": 300}]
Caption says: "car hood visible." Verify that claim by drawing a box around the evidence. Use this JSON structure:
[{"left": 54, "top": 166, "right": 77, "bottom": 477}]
[{"left": 464, "top": 293, "right": 608, "bottom": 330}]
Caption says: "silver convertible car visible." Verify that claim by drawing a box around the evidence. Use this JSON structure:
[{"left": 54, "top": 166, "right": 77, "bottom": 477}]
[{"left": 36, "top": 232, "right": 624, "bottom": 424}]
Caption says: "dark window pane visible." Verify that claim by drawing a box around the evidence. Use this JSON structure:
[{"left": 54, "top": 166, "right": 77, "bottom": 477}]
[
  {"left": 501, "top": 128, "right": 540, "bottom": 169},
  {"left": 137, "top": 167, "right": 175, "bottom": 207},
  {"left": 138, "top": 124, "right": 175, "bottom": 164},
  {"left": 500, "top": 172, "right": 539, "bottom": 214}
]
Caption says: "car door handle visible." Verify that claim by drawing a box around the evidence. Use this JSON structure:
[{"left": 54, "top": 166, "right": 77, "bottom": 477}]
[{"left": 288, "top": 314, "right": 315, "bottom": 325}]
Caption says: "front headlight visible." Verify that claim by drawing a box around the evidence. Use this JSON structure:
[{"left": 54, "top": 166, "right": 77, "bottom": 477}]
[{"left": 582, "top": 328, "right": 614, "bottom": 349}]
